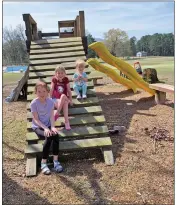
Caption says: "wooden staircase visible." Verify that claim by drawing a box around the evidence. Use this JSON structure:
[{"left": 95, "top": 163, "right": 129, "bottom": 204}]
[{"left": 23, "top": 13, "right": 114, "bottom": 177}]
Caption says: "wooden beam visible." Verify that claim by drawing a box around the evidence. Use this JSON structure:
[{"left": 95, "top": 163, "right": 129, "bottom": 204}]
[
  {"left": 79, "top": 11, "right": 85, "bottom": 37},
  {"left": 60, "top": 33, "right": 74, "bottom": 38},
  {"left": 26, "top": 155, "right": 37, "bottom": 177},
  {"left": 26, "top": 125, "right": 109, "bottom": 141},
  {"left": 76, "top": 15, "right": 80, "bottom": 36},
  {"left": 149, "top": 83, "right": 174, "bottom": 94},
  {"left": 23, "top": 14, "right": 38, "bottom": 41},
  {"left": 27, "top": 105, "right": 103, "bottom": 117},
  {"left": 31, "top": 37, "right": 82, "bottom": 45},
  {"left": 41, "top": 32, "right": 59, "bottom": 37},
  {"left": 25, "top": 137, "right": 112, "bottom": 154},
  {"left": 23, "top": 14, "right": 32, "bottom": 42},
  {"left": 27, "top": 115, "right": 105, "bottom": 130},
  {"left": 59, "top": 20, "right": 75, "bottom": 28}
]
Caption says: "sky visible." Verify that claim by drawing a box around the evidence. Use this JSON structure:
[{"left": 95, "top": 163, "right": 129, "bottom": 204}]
[{"left": 3, "top": 2, "right": 174, "bottom": 40}]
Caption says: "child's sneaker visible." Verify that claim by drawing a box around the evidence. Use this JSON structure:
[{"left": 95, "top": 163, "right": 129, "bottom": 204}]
[
  {"left": 53, "top": 161, "right": 63, "bottom": 173},
  {"left": 82, "top": 94, "right": 87, "bottom": 99},
  {"left": 41, "top": 163, "right": 51, "bottom": 175},
  {"left": 77, "top": 94, "right": 81, "bottom": 99},
  {"left": 65, "top": 122, "right": 71, "bottom": 130}
]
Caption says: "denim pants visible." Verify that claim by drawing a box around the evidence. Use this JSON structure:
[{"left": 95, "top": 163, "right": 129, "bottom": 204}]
[{"left": 73, "top": 84, "right": 87, "bottom": 96}]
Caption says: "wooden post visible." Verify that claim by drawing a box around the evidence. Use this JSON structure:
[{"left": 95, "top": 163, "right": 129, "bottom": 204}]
[
  {"left": 23, "top": 13, "right": 39, "bottom": 52},
  {"left": 58, "top": 21, "right": 61, "bottom": 37},
  {"left": 82, "top": 36, "right": 88, "bottom": 55},
  {"left": 76, "top": 15, "right": 80, "bottom": 36},
  {"left": 79, "top": 11, "right": 85, "bottom": 37},
  {"left": 23, "top": 14, "right": 32, "bottom": 42},
  {"left": 155, "top": 91, "right": 166, "bottom": 104},
  {"left": 74, "top": 20, "right": 77, "bottom": 37},
  {"left": 32, "top": 23, "right": 38, "bottom": 40},
  {"left": 38, "top": 31, "right": 42, "bottom": 39}
]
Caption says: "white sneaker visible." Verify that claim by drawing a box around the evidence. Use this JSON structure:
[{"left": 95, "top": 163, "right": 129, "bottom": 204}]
[
  {"left": 77, "top": 94, "right": 81, "bottom": 99},
  {"left": 82, "top": 94, "right": 87, "bottom": 99}
]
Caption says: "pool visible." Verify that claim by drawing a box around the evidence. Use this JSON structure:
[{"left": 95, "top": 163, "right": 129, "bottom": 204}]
[{"left": 5, "top": 66, "right": 28, "bottom": 73}]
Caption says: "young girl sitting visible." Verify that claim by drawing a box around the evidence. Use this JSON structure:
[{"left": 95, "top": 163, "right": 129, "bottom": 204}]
[
  {"left": 73, "top": 59, "right": 88, "bottom": 99},
  {"left": 30, "top": 81, "right": 63, "bottom": 175},
  {"left": 50, "top": 65, "right": 73, "bottom": 130}
]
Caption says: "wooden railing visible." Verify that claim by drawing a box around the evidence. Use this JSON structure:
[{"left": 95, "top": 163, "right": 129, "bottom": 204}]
[
  {"left": 23, "top": 14, "right": 40, "bottom": 53},
  {"left": 22, "top": 11, "right": 87, "bottom": 55}
]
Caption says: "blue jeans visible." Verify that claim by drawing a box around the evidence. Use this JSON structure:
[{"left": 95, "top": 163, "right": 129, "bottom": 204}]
[{"left": 73, "top": 84, "right": 87, "bottom": 96}]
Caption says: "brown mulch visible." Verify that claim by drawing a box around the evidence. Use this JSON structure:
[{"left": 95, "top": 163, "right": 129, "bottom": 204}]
[{"left": 3, "top": 78, "right": 174, "bottom": 205}]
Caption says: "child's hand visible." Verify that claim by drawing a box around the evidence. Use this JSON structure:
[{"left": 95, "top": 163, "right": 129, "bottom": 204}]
[
  {"left": 51, "top": 127, "right": 58, "bottom": 134},
  {"left": 44, "top": 128, "right": 52, "bottom": 137},
  {"left": 76, "top": 76, "right": 80, "bottom": 81},
  {"left": 68, "top": 99, "right": 73, "bottom": 106},
  {"left": 69, "top": 100, "right": 73, "bottom": 106}
]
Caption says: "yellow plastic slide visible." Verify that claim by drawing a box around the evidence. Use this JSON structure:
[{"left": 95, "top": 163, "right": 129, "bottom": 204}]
[
  {"left": 88, "top": 42, "right": 155, "bottom": 95},
  {"left": 87, "top": 58, "right": 137, "bottom": 93}
]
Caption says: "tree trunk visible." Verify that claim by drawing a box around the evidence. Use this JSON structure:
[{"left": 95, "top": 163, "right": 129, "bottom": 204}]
[{"left": 142, "top": 68, "right": 160, "bottom": 84}]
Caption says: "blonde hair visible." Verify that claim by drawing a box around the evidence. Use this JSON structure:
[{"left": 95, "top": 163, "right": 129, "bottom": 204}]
[
  {"left": 75, "top": 59, "right": 86, "bottom": 68},
  {"left": 34, "top": 81, "right": 50, "bottom": 93},
  {"left": 55, "top": 65, "right": 66, "bottom": 73}
]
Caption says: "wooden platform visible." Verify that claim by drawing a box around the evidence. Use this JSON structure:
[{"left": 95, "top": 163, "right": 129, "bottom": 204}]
[
  {"left": 149, "top": 83, "right": 174, "bottom": 104},
  {"left": 25, "top": 37, "right": 114, "bottom": 177}
]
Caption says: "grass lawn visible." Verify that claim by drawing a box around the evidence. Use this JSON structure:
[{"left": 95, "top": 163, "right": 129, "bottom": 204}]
[
  {"left": 3, "top": 73, "right": 24, "bottom": 86},
  {"left": 90, "top": 56, "right": 174, "bottom": 85},
  {"left": 3, "top": 57, "right": 174, "bottom": 86}
]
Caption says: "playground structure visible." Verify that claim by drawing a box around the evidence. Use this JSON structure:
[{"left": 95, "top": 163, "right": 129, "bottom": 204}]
[
  {"left": 8, "top": 10, "right": 173, "bottom": 176},
  {"left": 87, "top": 58, "right": 137, "bottom": 93},
  {"left": 87, "top": 42, "right": 156, "bottom": 96},
  {"left": 23, "top": 11, "right": 114, "bottom": 176},
  {"left": 87, "top": 43, "right": 174, "bottom": 104}
]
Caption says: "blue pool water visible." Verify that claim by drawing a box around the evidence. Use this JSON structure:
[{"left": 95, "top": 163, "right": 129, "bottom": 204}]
[{"left": 5, "top": 66, "right": 28, "bottom": 73}]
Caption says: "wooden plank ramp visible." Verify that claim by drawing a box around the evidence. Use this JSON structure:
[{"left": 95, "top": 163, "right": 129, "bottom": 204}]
[{"left": 25, "top": 36, "right": 113, "bottom": 177}]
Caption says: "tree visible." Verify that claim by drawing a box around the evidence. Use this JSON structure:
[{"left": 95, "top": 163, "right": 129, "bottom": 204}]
[
  {"left": 87, "top": 32, "right": 97, "bottom": 58},
  {"left": 130, "top": 36, "right": 137, "bottom": 56},
  {"left": 3, "top": 24, "right": 29, "bottom": 65},
  {"left": 103, "top": 28, "right": 131, "bottom": 57},
  {"left": 136, "top": 33, "right": 174, "bottom": 56}
]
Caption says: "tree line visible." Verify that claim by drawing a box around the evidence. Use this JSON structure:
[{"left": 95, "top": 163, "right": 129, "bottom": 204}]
[
  {"left": 2, "top": 25, "right": 174, "bottom": 65},
  {"left": 131, "top": 33, "right": 174, "bottom": 56},
  {"left": 87, "top": 29, "right": 174, "bottom": 58}
]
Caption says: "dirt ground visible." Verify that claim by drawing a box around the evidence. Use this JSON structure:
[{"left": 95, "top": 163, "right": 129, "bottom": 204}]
[{"left": 3, "top": 78, "right": 174, "bottom": 205}]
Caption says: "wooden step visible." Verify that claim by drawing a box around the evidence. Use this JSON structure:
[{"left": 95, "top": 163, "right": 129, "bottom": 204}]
[
  {"left": 30, "top": 56, "right": 86, "bottom": 65},
  {"left": 28, "top": 68, "right": 90, "bottom": 78},
  {"left": 25, "top": 137, "right": 112, "bottom": 154},
  {"left": 30, "top": 46, "right": 84, "bottom": 55},
  {"left": 27, "top": 89, "right": 96, "bottom": 101},
  {"left": 26, "top": 125, "right": 109, "bottom": 141},
  {"left": 27, "top": 97, "right": 99, "bottom": 109},
  {"left": 27, "top": 81, "right": 94, "bottom": 93},
  {"left": 30, "top": 41, "right": 83, "bottom": 49},
  {"left": 27, "top": 97, "right": 99, "bottom": 110},
  {"left": 27, "top": 76, "right": 102, "bottom": 85},
  {"left": 30, "top": 51, "right": 85, "bottom": 60},
  {"left": 27, "top": 105, "right": 103, "bottom": 117},
  {"left": 31, "top": 37, "right": 82, "bottom": 45},
  {"left": 27, "top": 115, "right": 106, "bottom": 130},
  {"left": 29, "top": 63, "right": 89, "bottom": 72}
]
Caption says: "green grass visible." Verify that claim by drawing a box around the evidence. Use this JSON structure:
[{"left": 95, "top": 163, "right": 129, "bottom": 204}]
[
  {"left": 90, "top": 56, "right": 174, "bottom": 85},
  {"left": 3, "top": 57, "right": 174, "bottom": 86},
  {"left": 3, "top": 73, "right": 24, "bottom": 85}
]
